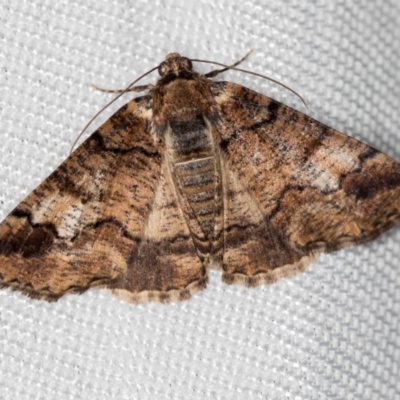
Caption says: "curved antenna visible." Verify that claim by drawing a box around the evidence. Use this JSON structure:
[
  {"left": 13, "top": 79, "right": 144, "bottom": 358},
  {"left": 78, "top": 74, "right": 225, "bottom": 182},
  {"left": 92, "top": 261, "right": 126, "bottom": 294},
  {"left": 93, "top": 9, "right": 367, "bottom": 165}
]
[
  {"left": 70, "top": 65, "right": 159, "bottom": 154},
  {"left": 190, "top": 56, "right": 308, "bottom": 109}
]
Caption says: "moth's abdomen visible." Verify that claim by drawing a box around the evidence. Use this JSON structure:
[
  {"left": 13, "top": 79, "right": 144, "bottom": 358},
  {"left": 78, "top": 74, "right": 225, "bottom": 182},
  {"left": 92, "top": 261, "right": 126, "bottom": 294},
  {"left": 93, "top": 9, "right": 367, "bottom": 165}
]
[
  {"left": 175, "top": 157, "right": 218, "bottom": 236},
  {"left": 169, "top": 118, "right": 214, "bottom": 159},
  {"left": 166, "top": 117, "right": 221, "bottom": 239}
]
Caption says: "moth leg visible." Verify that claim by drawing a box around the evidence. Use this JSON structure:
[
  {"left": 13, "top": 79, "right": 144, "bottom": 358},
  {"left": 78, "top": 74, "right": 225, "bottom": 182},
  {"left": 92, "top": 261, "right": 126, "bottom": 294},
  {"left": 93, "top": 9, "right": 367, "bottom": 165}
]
[
  {"left": 90, "top": 83, "right": 153, "bottom": 93},
  {"left": 204, "top": 50, "right": 253, "bottom": 78}
]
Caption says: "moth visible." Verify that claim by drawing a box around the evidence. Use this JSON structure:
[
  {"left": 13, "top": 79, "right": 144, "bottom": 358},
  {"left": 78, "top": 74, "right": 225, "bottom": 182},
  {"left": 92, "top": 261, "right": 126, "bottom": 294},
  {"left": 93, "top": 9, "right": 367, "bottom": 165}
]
[{"left": 1, "top": 53, "right": 400, "bottom": 304}]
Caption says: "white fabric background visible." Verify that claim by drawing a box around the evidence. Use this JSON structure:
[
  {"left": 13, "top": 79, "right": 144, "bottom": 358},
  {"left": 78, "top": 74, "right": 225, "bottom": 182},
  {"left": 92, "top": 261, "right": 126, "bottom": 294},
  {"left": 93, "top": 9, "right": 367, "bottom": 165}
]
[{"left": 0, "top": 1, "right": 399, "bottom": 399}]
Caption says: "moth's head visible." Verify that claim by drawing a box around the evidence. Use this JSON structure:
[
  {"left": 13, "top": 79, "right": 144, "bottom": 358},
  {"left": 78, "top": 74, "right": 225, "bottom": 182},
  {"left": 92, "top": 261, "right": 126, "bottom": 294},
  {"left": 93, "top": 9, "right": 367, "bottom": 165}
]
[{"left": 158, "top": 53, "right": 193, "bottom": 77}]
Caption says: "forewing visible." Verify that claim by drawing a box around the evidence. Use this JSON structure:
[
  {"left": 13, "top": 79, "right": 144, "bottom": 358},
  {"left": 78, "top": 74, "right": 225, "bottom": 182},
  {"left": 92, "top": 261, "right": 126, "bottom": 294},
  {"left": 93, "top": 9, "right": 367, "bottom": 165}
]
[
  {"left": 212, "top": 81, "right": 400, "bottom": 284},
  {"left": 0, "top": 97, "right": 163, "bottom": 301}
]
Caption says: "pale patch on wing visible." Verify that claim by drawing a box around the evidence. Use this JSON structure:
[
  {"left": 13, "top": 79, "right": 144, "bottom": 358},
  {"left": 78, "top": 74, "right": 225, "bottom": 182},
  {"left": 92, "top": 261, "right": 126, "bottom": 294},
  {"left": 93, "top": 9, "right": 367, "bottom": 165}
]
[
  {"left": 304, "top": 162, "right": 340, "bottom": 192},
  {"left": 30, "top": 193, "right": 60, "bottom": 223},
  {"left": 303, "top": 146, "right": 360, "bottom": 192},
  {"left": 77, "top": 168, "right": 105, "bottom": 196},
  {"left": 56, "top": 202, "right": 85, "bottom": 239},
  {"left": 30, "top": 192, "right": 91, "bottom": 239}
]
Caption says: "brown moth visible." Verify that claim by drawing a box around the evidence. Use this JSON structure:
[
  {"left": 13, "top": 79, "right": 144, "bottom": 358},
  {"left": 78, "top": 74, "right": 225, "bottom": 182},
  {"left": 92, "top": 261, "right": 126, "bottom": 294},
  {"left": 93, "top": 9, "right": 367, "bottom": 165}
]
[{"left": 1, "top": 53, "right": 400, "bottom": 303}]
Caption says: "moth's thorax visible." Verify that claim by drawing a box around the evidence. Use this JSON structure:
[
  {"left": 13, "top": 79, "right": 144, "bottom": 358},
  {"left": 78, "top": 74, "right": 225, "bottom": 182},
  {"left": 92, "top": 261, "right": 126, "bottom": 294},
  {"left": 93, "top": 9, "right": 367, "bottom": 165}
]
[{"left": 151, "top": 72, "right": 218, "bottom": 135}]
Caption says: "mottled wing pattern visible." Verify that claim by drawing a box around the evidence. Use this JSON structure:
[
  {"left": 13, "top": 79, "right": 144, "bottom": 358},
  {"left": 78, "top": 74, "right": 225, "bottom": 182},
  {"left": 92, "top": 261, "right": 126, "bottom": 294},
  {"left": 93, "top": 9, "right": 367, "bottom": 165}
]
[
  {"left": 212, "top": 81, "right": 400, "bottom": 285},
  {"left": 2, "top": 52, "right": 400, "bottom": 303},
  {"left": 0, "top": 97, "right": 206, "bottom": 302},
  {"left": 0, "top": 97, "right": 156, "bottom": 300},
  {"left": 111, "top": 155, "right": 207, "bottom": 303}
]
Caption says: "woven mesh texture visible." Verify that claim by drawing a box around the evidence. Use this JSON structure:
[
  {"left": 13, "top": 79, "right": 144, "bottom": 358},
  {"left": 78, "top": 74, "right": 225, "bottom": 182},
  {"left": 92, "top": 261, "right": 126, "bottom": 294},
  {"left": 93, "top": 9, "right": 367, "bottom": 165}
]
[{"left": 0, "top": 1, "right": 399, "bottom": 399}]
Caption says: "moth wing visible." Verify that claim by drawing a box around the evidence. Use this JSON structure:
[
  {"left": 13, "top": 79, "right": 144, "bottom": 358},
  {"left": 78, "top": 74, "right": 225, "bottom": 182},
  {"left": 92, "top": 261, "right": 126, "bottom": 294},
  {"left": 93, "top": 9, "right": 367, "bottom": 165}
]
[
  {"left": 110, "top": 154, "right": 208, "bottom": 304},
  {"left": 0, "top": 97, "right": 206, "bottom": 302},
  {"left": 212, "top": 81, "right": 400, "bottom": 285}
]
